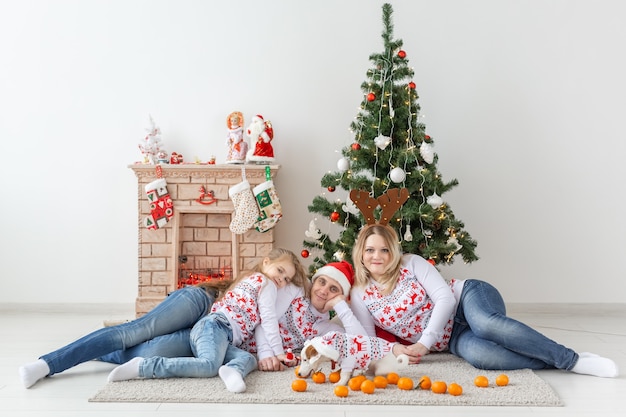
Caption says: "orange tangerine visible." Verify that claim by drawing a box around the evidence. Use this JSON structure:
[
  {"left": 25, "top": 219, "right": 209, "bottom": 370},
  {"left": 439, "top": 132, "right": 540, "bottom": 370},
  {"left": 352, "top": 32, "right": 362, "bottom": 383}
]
[
  {"left": 474, "top": 375, "right": 489, "bottom": 388},
  {"left": 334, "top": 385, "right": 349, "bottom": 397},
  {"left": 397, "top": 377, "right": 414, "bottom": 390},
  {"left": 387, "top": 372, "right": 400, "bottom": 385},
  {"left": 495, "top": 374, "right": 509, "bottom": 386},
  {"left": 291, "top": 379, "right": 307, "bottom": 392},
  {"left": 311, "top": 371, "right": 326, "bottom": 384},
  {"left": 373, "top": 375, "right": 388, "bottom": 388},
  {"left": 431, "top": 380, "right": 447, "bottom": 394},
  {"left": 417, "top": 375, "right": 432, "bottom": 390},
  {"left": 447, "top": 382, "right": 463, "bottom": 396},
  {"left": 360, "top": 379, "right": 376, "bottom": 394},
  {"left": 328, "top": 370, "right": 341, "bottom": 384},
  {"left": 348, "top": 375, "right": 367, "bottom": 391}
]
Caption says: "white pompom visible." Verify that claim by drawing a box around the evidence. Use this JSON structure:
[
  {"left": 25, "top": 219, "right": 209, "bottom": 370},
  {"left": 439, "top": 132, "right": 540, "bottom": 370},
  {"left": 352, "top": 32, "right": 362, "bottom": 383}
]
[
  {"left": 420, "top": 141, "right": 434, "bottom": 164},
  {"left": 390, "top": 167, "right": 406, "bottom": 183},
  {"left": 337, "top": 157, "right": 350, "bottom": 172}
]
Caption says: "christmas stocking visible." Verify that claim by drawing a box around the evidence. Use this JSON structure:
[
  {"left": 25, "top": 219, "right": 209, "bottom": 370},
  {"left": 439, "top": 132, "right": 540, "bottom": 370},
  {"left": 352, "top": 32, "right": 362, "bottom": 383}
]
[
  {"left": 253, "top": 180, "right": 282, "bottom": 233},
  {"left": 229, "top": 180, "right": 260, "bottom": 234},
  {"left": 144, "top": 178, "right": 174, "bottom": 230}
]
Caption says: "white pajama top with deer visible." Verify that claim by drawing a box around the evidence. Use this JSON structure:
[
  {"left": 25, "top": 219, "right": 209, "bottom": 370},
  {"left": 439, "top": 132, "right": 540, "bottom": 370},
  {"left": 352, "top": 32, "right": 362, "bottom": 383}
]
[
  {"left": 210, "top": 273, "right": 282, "bottom": 351},
  {"left": 317, "top": 331, "right": 394, "bottom": 371},
  {"left": 248, "top": 293, "right": 367, "bottom": 360},
  {"left": 350, "top": 254, "right": 465, "bottom": 351}
]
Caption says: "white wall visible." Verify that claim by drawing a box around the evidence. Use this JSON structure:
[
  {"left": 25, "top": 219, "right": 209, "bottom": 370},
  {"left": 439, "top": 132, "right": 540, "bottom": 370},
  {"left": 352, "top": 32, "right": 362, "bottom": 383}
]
[{"left": 1, "top": 0, "right": 624, "bottom": 305}]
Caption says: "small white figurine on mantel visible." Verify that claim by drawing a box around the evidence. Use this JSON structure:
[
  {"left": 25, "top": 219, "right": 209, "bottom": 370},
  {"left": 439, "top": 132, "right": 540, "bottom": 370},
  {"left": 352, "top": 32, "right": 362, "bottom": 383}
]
[{"left": 225, "top": 111, "right": 247, "bottom": 164}]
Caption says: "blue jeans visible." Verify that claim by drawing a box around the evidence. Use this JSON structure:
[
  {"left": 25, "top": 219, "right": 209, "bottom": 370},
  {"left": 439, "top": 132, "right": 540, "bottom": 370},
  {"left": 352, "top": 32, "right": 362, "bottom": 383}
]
[
  {"left": 448, "top": 279, "right": 578, "bottom": 371},
  {"left": 41, "top": 286, "right": 213, "bottom": 375},
  {"left": 139, "top": 312, "right": 257, "bottom": 378}
]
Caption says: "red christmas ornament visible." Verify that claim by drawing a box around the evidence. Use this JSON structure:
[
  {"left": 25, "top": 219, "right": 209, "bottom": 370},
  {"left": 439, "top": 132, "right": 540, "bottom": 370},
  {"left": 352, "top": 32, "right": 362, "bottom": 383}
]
[
  {"left": 351, "top": 143, "right": 361, "bottom": 151},
  {"left": 398, "top": 50, "right": 407, "bottom": 59},
  {"left": 367, "top": 93, "right": 376, "bottom": 102},
  {"left": 428, "top": 259, "right": 436, "bottom": 266},
  {"left": 327, "top": 186, "right": 336, "bottom": 192},
  {"left": 330, "top": 211, "right": 340, "bottom": 222},
  {"left": 424, "top": 134, "right": 431, "bottom": 142},
  {"left": 301, "top": 249, "right": 310, "bottom": 258},
  {"left": 408, "top": 82, "right": 416, "bottom": 89}
]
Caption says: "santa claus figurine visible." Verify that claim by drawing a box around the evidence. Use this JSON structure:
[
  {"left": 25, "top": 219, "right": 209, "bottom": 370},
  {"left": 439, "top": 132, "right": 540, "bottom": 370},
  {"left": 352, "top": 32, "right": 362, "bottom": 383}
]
[{"left": 246, "top": 114, "right": 275, "bottom": 164}]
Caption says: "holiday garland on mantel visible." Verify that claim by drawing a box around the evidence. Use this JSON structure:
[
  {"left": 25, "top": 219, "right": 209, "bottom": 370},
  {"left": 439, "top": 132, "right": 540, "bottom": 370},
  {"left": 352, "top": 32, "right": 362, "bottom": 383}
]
[{"left": 302, "top": 3, "right": 478, "bottom": 274}]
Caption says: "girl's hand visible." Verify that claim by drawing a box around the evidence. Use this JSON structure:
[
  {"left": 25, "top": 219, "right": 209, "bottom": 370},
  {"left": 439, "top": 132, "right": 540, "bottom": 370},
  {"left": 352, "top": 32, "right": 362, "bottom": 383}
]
[
  {"left": 393, "top": 342, "right": 429, "bottom": 364},
  {"left": 257, "top": 356, "right": 284, "bottom": 372}
]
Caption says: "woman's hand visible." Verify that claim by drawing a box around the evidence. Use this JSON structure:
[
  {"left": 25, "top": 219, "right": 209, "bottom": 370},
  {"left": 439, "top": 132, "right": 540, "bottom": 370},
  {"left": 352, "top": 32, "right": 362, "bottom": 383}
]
[
  {"left": 257, "top": 356, "right": 284, "bottom": 372},
  {"left": 393, "top": 342, "right": 429, "bottom": 364}
]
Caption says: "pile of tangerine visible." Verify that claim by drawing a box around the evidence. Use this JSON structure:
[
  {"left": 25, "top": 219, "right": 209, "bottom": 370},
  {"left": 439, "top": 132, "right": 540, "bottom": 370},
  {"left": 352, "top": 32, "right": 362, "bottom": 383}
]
[{"left": 291, "top": 370, "right": 509, "bottom": 398}]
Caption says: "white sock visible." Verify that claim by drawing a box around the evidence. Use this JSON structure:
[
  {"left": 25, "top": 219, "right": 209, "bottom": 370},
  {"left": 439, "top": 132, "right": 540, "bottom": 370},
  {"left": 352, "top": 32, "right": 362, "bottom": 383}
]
[
  {"left": 107, "top": 357, "right": 143, "bottom": 382},
  {"left": 571, "top": 355, "right": 619, "bottom": 378},
  {"left": 218, "top": 365, "right": 246, "bottom": 393},
  {"left": 19, "top": 359, "right": 50, "bottom": 389}
]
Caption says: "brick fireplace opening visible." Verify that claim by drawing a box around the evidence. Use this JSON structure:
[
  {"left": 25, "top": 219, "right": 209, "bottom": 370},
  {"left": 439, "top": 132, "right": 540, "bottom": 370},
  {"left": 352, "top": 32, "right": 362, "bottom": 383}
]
[{"left": 130, "top": 164, "right": 279, "bottom": 317}]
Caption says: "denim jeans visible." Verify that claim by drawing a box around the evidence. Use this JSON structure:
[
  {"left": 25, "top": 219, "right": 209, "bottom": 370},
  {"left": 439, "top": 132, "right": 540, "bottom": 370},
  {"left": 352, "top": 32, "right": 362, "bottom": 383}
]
[
  {"left": 41, "top": 286, "right": 213, "bottom": 375},
  {"left": 448, "top": 279, "right": 578, "bottom": 371},
  {"left": 139, "top": 312, "right": 258, "bottom": 378}
]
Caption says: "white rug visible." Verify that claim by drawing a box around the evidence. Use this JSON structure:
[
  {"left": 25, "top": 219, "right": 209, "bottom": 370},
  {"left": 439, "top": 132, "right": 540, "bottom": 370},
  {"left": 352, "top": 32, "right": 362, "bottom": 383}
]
[{"left": 89, "top": 353, "right": 562, "bottom": 406}]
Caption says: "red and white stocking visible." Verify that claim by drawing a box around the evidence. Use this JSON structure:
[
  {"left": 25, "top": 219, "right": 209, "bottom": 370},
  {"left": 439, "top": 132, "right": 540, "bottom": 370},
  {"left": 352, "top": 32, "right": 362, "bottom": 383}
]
[{"left": 144, "top": 178, "right": 174, "bottom": 230}]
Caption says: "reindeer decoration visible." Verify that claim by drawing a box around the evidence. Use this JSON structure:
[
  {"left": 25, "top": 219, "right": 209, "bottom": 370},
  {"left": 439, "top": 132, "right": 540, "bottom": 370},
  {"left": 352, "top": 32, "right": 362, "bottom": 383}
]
[{"left": 349, "top": 187, "right": 409, "bottom": 225}]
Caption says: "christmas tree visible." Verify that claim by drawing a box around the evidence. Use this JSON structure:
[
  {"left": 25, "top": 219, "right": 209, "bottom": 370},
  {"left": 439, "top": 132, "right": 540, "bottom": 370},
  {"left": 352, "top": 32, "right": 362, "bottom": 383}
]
[{"left": 302, "top": 3, "right": 478, "bottom": 273}]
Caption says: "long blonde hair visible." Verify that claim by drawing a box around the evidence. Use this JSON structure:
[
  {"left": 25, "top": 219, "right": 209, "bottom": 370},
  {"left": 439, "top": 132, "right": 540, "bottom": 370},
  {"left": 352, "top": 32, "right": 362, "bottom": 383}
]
[
  {"left": 352, "top": 224, "right": 403, "bottom": 295},
  {"left": 223, "top": 248, "right": 308, "bottom": 295}
]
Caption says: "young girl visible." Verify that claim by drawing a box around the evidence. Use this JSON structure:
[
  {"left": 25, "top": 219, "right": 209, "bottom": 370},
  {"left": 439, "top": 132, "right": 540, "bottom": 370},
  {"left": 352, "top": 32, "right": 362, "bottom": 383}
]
[{"left": 108, "top": 248, "right": 307, "bottom": 392}]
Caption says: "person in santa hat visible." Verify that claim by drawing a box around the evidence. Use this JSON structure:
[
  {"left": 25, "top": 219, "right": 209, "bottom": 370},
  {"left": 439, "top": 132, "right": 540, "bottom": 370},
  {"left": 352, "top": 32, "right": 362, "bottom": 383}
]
[
  {"left": 246, "top": 114, "right": 275, "bottom": 163},
  {"left": 251, "top": 260, "right": 368, "bottom": 372}
]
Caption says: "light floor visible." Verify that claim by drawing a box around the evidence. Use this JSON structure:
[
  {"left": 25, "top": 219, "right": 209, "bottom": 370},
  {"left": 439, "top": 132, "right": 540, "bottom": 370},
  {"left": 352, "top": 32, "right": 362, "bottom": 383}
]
[{"left": 1, "top": 303, "right": 625, "bottom": 417}]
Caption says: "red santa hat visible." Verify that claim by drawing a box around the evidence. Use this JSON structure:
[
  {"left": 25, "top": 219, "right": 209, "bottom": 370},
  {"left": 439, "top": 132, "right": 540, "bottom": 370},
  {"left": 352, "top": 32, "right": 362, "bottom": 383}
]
[
  {"left": 311, "top": 261, "right": 354, "bottom": 296},
  {"left": 252, "top": 114, "right": 264, "bottom": 123}
]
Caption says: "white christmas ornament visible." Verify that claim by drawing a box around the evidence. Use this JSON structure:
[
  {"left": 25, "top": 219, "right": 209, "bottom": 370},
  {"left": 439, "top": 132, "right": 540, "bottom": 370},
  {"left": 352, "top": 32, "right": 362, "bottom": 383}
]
[
  {"left": 374, "top": 135, "right": 392, "bottom": 150},
  {"left": 333, "top": 251, "right": 345, "bottom": 261},
  {"left": 342, "top": 198, "right": 360, "bottom": 215},
  {"left": 337, "top": 157, "right": 350, "bottom": 172},
  {"left": 427, "top": 193, "right": 443, "bottom": 209},
  {"left": 404, "top": 225, "right": 413, "bottom": 242},
  {"left": 390, "top": 167, "right": 406, "bottom": 183},
  {"left": 447, "top": 236, "right": 459, "bottom": 249},
  {"left": 304, "top": 220, "right": 322, "bottom": 240},
  {"left": 419, "top": 141, "right": 434, "bottom": 164}
]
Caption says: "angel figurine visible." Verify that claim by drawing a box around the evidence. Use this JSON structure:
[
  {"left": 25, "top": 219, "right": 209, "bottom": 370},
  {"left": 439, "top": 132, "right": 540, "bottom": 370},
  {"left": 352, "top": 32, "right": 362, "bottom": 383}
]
[{"left": 225, "top": 111, "right": 247, "bottom": 164}]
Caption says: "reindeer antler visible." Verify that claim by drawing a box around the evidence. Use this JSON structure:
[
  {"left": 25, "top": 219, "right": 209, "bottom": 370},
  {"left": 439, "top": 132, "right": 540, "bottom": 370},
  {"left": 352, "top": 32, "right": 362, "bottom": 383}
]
[
  {"left": 377, "top": 188, "right": 409, "bottom": 225},
  {"left": 349, "top": 189, "right": 379, "bottom": 225}
]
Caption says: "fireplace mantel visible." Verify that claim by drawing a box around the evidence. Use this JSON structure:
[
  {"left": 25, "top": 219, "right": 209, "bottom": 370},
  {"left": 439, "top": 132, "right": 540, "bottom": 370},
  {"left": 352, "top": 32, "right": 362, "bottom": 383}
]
[{"left": 129, "top": 163, "right": 280, "bottom": 316}]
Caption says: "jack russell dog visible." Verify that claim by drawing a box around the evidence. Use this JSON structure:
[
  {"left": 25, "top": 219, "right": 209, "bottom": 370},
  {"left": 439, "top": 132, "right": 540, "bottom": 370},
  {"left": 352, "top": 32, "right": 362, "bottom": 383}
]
[{"left": 296, "top": 330, "right": 410, "bottom": 386}]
